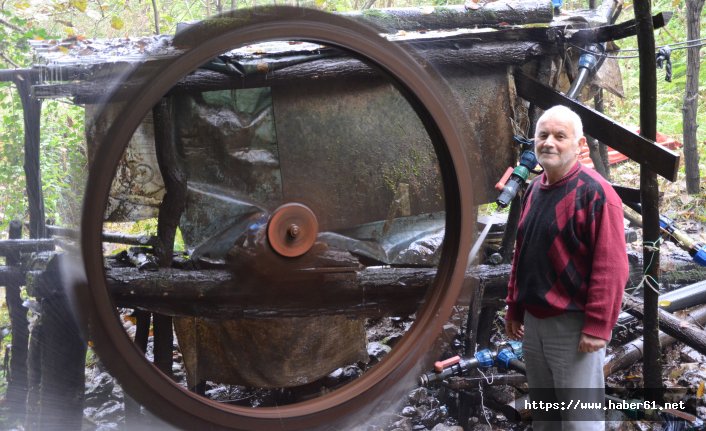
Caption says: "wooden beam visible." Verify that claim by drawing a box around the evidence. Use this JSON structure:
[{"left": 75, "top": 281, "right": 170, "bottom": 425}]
[
  {"left": 0, "top": 239, "right": 55, "bottom": 255},
  {"left": 513, "top": 72, "right": 680, "bottom": 181},
  {"left": 567, "top": 12, "right": 673, "bottom": 44}
]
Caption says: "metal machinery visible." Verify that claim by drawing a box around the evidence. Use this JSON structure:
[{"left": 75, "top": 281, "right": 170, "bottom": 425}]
[
  {"left": 2, "top": 1, "right": 683, "bottom": 430},
  {"left": 80, "top": 7, "right": 477, "bottom": 430}
]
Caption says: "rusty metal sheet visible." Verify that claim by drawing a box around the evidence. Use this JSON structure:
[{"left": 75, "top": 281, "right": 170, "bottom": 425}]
[{"left": 272, "top": 67, "right": 513, "bottom": 231}]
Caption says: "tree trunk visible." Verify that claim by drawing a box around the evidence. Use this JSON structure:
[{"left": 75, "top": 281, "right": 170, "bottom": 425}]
[
  {"left": 634, "top": 0, "right": 663, "bottom": 402},
  {"left": 682, "top": 0, "right": 704, "bottom": 194}
]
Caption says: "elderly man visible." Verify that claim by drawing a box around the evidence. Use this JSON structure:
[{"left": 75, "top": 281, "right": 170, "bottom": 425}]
[{"left": 505, "top": 105, "right": 628, "bottom": 430}]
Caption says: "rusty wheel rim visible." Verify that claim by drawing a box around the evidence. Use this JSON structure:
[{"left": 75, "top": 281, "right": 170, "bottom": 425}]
[{"left": 80, "top": 6, "right": 475, "bottom": 430}]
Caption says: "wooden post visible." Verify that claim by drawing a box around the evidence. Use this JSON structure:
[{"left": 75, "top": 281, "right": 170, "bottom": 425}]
[
  {"left": 12, "top": 73, "right": 45, "bottom": 239},
  {"left": 124, "top": 310, "right": 151, "bottom": 426},
  {"left": 150, "top": 97, "right": 186, "bottom": 378},
  {"left": 3, "top": 220, "right": 29, "bottom": 424},
  {"left": 634, "top": 0, "right": 663, "bottom": 403},
  {"left": 682, "top": 0, "right": 704, "bottom": 194},
  {"left": 500, "top": 55, "right": 554, "bottom": 264},
  {"left": 34, "top": 256, "right": 87, "bottom": 431}
]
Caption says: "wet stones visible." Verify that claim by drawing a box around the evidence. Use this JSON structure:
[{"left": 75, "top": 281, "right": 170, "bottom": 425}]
[{"left": 368, "top": 341, "right": 392, "bottom": 364}]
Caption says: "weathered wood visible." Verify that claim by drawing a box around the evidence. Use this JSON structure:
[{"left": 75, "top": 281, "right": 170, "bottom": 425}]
[
  {"left": 4, "top": 221, "right": 29, "bottom": 424},
  {"left": 152, "top": 314, "right": 173, "bottom": 377},
  {"left": 0, "top": 239, "right": 55, "bottom": 255},
  {"left": 513, "top": 71, "right": 680, "bottom": 181},
  {"left": 635, "top": 0, "right": 663, "bottom": 403},
  {"left": 604, "top": 304, "right": 706, "bottom": 377},
  {"left": 0, "top": 265, "right": 24, "bottom": 286},
  {"left": 33, "top": 256, "right": 86, "bottom": 431},
  {"left": 622, "top": 295, "right": 706, "bottom": 355},
  {"left": 682, "top": 0, "right": 704, "bottom": 194},
  {"left": 108, "top": 266, "right": 424, "bottom": 318},
  {"left": 153, "top": 97, "right": 186, "bottom": 267},
  {"left": 47, "top": 225, "right": 157, "bottom": 247},
  {"left": 33, "top": 41, "right": 552, "bottom": 104},
  {"left": 13, "top": 74, "right": 46, "bottom": 239},
  {"left": 339, "top": 2, "right": 553, "bottom": 31},
  {"left": 586, "top": 92, "right": 610, "bottom": 180},
  {"left": 567, "top": 12, "right": 672, "bottom": 44},
  {"left": 463, "top": 281, "right": 485, "bottom": 355},
  {"left": 25, "top": 315, "right": 41, "bottom": 430},
  {"left": 152, "top": 99, "right": 180, "bottom": 380},
  {"left": 124, "top": 311, "right": 151, "bottom": 428},
  {"left": 445, "top": 373, "right": 527, "bottom": 390}
]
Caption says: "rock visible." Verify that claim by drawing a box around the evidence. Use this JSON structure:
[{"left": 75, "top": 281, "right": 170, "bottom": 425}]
[
  {"left": 390, "top": 417, "right": 413, "bottom": 431},
  {"left": 411, "top": 425, "right": 428, "bottom": 431},
  {"left": 407, "top": 387, "right": 430, "bottom": 407},
  {"left": 421, "top": 407, "right": 447, "bottom": 429},
  {"left": 96, "top": 423, "right": 120, "bottom": 431},
  {"left": 367, "top": 341, "right": 392, "bottom": 363},
  {"left": 92, "top": 400, "right": 124, "bottom": 422},
  {"left": 431, "top": 424, "right": 464, "bottom": 431},
  {"left": 85, "top": 372, "right": 115, "bottom": 406},
  {"left": 680, "top": 346, "right": 706, "bottom": 363},
  {"left": 402, "top": 406, "right": 419, "bottom": 418},
  {"left": 324, "top": 365, "right": 363, "bottom": 387},
  {"left": 468, "top": 424, "right": 491, "bottom": 431}
]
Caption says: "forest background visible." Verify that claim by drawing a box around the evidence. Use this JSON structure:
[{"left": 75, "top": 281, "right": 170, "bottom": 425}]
[{"left": 0, "top": 0, "right": 704, "bottom": 233}]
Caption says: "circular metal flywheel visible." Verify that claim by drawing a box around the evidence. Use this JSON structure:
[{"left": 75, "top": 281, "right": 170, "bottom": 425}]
[{"left": 80, "top": 6, "right": 474, "bottom": 430}]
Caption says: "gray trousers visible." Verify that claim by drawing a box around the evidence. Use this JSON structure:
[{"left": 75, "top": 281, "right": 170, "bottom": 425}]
[{"left": 523, "top": 312, "right": 606, "bottom": 431}]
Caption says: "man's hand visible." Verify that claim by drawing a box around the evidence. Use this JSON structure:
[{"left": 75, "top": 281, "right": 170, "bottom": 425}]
[
  {"left": 505, "top": 319, "right": 524, "bottom": 340},
  {"left": 578, "top": 333, "right": 606, "bottom": 353}
]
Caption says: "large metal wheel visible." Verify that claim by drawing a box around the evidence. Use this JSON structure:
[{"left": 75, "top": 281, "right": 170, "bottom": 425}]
[{"left": 81, "top": 7, "right": 474, "bottom": 430}]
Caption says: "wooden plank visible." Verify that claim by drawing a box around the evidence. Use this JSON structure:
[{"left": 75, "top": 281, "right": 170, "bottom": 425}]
[
  {"left": 513, "top": 72, "right": 680, "bottom": 181},
  {"left": 567, "top": 12, "right": 673, "bottom": 44}
]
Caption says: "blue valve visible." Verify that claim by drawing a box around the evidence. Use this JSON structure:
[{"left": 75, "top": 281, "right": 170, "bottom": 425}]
[{"left": 475, "top": 349, "right": 494, "bottom": 369}]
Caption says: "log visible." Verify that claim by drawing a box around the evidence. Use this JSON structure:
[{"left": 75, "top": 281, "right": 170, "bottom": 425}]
[
  {"left": 622, "top": 295, "right": 706, "bottom": 355},
  {"left": 107, "top": 265, "right": 425, "bottom": 318},
  {"left": 35, "top": 42, "right": 552, "bottom": 103},
  {"left": 0, "top": 239, "right": 55, "bottom": 254},
  {"left": 604, "top": 304, "right": 706, "bottom": 376},
  {"left": 47, "top": 225, "right": 157, "bottom": 247},
  {"left": 0, "top": 266, "right": 24, "bottom": 286},
  {"left": 617, "top": 279, "right": 706, "bottom": 327},
  {"left": 105, "top": 250, "right": 706, "bottom": 319},
  {"left": 13, "top": 74, "right": 46, "bottom": 239},
  {"left": 339, "top": 2, "right": 554, "bottom": 31},
  {"left": 153, "top": 96, "right": 186, "bottom": 267},
  {"left": 33, "top": 255, "right": 86, "bottom": 431}
]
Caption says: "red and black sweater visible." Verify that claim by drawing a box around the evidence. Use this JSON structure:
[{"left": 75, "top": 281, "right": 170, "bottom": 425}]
[{"left": 505, "top": 162, "right": 628, "bottom": 341}]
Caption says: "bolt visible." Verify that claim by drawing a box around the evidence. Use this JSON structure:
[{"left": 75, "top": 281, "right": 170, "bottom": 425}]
[{"left": 288, "top": 224, "right": 300, "bottom": 238}]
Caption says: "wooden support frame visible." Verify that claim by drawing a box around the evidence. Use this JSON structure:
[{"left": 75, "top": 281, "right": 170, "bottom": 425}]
[{"left": 513, "top": 71, "right": 680, "bottom": 181}]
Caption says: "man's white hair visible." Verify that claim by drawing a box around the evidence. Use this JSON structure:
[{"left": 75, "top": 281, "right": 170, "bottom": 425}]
[{"left": 536, "top": 105, "right": 584, "bottom": 144}]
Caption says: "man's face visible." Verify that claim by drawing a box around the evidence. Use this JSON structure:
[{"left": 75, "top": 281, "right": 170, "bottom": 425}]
[{"left": 534, "top": 114, "right": 584, "bottom": 179}]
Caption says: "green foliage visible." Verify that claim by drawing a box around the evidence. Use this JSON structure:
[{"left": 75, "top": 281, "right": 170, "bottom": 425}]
[{"left": 599, "top": 0, "right": 706, "bottom": 221}]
